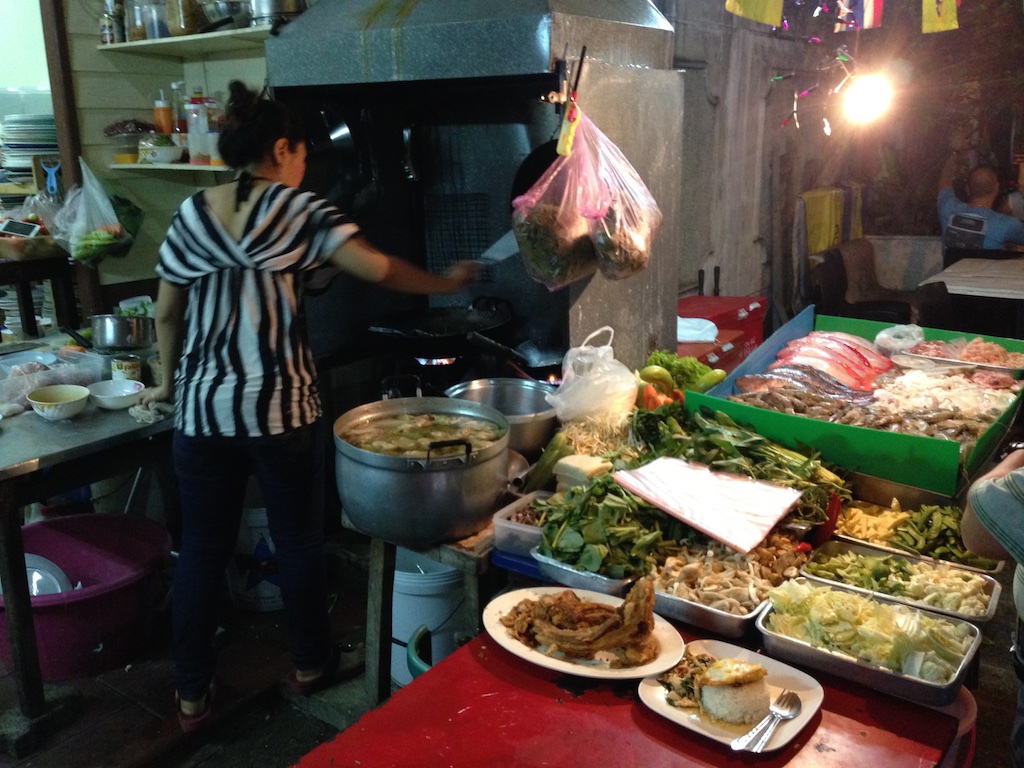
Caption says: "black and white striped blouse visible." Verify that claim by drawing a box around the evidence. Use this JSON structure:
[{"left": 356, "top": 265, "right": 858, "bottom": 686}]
[{"left": 156, "top": 183, "right": 359, "bottom": 437}]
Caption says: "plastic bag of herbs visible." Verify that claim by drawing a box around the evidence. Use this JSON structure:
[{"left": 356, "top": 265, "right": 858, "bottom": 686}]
[
  {"left": 53, "top": 159, "right": 142, "bottom": 266},
  {"left": 511, "top": 110, "right": 662, "bottom": 290}
]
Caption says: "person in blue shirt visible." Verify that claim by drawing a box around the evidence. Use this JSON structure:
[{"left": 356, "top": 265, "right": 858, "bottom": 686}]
[{"left": 937, "top": 150, "right": 1024, "bottom": 250}]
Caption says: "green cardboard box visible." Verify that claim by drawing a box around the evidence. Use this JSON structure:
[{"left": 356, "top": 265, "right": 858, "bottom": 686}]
[{"left": 685, "top": 307, "right": 1022, "bottom": 496}]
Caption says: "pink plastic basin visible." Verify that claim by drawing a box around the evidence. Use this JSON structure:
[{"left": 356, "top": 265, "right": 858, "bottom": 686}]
[{"left": 0, "top": 514, "right": 171, "bottom": 681}]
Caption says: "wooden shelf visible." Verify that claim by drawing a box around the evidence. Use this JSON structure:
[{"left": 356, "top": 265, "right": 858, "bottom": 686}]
[
  {"left": 109, "top": 163, "right": 234, "bottom": 172},
  {"left": 97, "top": 25, "right": 272, "bottom": 58}
]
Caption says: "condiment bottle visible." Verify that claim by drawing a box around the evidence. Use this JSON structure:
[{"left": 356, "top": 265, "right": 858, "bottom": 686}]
[
  {"left": 153, "top": 90, "right": 172, "bottom": 134},
  {"left": 170, "top": 81, "right": 189, "bottom": 157}
]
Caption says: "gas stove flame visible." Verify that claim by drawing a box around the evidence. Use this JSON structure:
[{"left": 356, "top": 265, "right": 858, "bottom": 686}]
[
  {"left": 414, "top": 356, "right": 458, "bottom": 367},
  {"left": 546, "top": 374, "right": 561, "bottom": 386}
]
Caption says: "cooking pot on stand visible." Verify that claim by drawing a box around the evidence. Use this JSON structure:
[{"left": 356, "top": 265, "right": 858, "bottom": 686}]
[{"left": 333, "top": 397, "right": 509, "bottom": 547}]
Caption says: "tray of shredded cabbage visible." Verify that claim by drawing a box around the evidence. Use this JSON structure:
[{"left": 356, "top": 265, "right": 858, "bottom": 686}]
[{"left": 756, "top": 578, "right": 980, "bottom": 706}]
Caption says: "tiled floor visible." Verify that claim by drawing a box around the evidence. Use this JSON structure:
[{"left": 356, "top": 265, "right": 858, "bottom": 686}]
[{"left": 0, "top": 525, "right": 1018, "bottom": 767}]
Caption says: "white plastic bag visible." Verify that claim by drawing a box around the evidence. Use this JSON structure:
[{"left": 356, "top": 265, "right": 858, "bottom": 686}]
[
  {"left": 53, "top": 159, "right": 133, "bottom": 265},
  {"left": 545, "top": 326, "right": 638, "bottom": 422},
  {"left": 874, "top": 324, "right": 924, "bottom": 356}
]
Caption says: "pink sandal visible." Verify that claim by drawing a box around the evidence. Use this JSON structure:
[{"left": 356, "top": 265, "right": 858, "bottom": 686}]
[{"left": 175, "top": 681, "right": 216, "bottom": 733}]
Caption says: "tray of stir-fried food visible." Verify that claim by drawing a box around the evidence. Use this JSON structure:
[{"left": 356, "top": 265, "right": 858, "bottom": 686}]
[{"left": 482, "top": 578, "right": 684, "bottom": 679}]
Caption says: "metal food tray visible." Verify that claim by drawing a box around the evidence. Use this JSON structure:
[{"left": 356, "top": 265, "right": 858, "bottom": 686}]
[
  {"left": 801, "top": 540, "right": 1001, "bottom": 623},
  {"left": 529, "top": 547, "right": 635, "bottom": 597},
  {"left": 756, "top": 579, "right": 982, "bottom": 706},
  {"left": 840, "top": 472, "right": 1004, "bottom": 574},
  {"left": 653, "top": 589, "right": 766, "bottom": 638},
  {"left": 893, "top": 351, "right": 1023, "bottom": 378}
]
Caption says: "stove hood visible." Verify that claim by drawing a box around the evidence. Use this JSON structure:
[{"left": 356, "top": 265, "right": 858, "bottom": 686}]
[{"left": 266, "top": 0, "right": 674, "bottom": 88}]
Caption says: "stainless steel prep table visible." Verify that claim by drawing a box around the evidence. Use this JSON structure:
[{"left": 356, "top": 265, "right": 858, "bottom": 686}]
[{"left": 0, "top": 405, "right": 174, "bottom": 731}]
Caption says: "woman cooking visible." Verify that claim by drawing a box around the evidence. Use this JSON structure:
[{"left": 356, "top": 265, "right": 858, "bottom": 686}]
[{"left": 142, "top": 80, "right": 478, "bottom": 731}]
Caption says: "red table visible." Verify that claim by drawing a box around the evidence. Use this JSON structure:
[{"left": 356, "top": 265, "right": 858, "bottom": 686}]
[{"left": 296, "top": 631, "right": 959, "bottom": 768}]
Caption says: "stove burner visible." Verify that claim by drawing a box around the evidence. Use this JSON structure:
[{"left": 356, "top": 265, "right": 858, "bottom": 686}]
[{"left": 414, "top": 356, "right": 459, "bottom": 367}]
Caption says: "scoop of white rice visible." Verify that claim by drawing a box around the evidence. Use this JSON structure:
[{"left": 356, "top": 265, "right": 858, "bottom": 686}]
[{"left": 700, "top": 678, "right": 770, "bottom": 724}]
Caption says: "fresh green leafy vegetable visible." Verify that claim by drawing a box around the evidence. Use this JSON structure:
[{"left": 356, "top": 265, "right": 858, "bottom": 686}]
[
  {"left": 628, "top": 408, "right": 848, "bottom": 525},
  {"left": 534, "top": 474, "right": 692, "bottom": 579},
  {"left": 645, "top": 350, "right": 712, "bottom": 391}
]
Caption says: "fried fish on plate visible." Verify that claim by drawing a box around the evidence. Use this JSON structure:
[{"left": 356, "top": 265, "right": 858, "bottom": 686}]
[{"left": 499, "top": 578, "right": 658, "bottom": 667}]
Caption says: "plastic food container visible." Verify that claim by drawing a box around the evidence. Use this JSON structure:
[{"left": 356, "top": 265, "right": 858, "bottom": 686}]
[
  {"left": 493, "top": 491, "right": 549, "bottom": 557},
  {"left": 529, "top": 547, "right": 634, "bottom": 597},
  {"left": 801, "top": 540, "right": 1001, "bottom": 623},
  {"left": 757, "top": 578, "right": 982, "bottom": 706}
]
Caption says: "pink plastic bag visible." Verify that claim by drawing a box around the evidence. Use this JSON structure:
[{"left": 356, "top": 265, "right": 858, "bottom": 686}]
[{"left": 511, "top": 112, "right": 662, "bottom": 290}]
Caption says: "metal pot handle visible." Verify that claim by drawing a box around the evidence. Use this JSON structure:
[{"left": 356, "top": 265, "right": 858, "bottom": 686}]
[{"left": 426, "top": 439, "right": 472, "bottom": 465}]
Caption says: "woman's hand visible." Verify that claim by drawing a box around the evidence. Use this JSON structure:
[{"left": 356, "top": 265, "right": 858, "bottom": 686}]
[
  {"left": 141, "top": 382, "right": 174, "bottom": 407},
  {"left": 444, "top": 261, "right": 481, "bottom": 292}
]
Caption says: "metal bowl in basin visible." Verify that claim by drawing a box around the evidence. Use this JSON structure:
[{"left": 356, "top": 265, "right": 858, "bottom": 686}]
[{"left": 445, "top": 378, "right": 557, "bottom": 461}]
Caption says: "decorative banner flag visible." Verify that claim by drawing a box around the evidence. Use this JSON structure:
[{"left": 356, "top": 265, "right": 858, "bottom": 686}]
[
  {"left": 922, "top": 0, "right": 959, "bottom": 32},
  {"left": 855, "top": 0, "right": 885, "bottom": 28},
  {"left": 725, "top": 0, "right": 784, "bottom": 26}
]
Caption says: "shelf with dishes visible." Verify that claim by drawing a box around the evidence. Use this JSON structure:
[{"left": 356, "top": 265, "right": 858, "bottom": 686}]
[{"left": 97, "top": 24, "right": 273, "bottom": 58}]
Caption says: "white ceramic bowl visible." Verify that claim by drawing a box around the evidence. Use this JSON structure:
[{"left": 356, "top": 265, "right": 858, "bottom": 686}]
[
  {"left": 139, "top": 145, "right": 184, "bottom": 164},
  {"left": 27, "top": 384, "right": 90, "bottom": 420},
  {"left": 87, "top": 379, "right": 145, "bottom": 410}
]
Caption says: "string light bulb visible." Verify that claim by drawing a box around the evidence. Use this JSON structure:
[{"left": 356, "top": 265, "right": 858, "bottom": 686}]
[{"left": 841, "top": 74, "right": 893, "bottom": 123}]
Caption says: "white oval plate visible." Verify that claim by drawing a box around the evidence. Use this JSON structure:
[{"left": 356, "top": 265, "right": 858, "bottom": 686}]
[
  {"left": 0, "top": 350, "right": 57, "bottom": 371},
  {"left": 638, "top": 638, "right": 823, "bottom": 752},
  {"left": 482, "top": 586, "right": 684, "bottom": 680}
]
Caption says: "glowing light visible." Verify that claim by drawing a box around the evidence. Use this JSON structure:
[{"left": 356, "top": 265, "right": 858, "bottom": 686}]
[
  {"left": 823, "top": 118, "right": 832, "bottom": 135},
  {"left": 841, "top": 74, "right": 893, "bottom": 123}
]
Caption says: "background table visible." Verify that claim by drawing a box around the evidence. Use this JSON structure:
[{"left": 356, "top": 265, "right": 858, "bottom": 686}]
[
  {"left": 0, "top": 406, "right": 173, "bottom": 726},
  {"left": 295, "top": 631, "right": 959, "bottom": 768},
  {"left": 920, "top": 257, "right": 1024, "bottom": 301}
]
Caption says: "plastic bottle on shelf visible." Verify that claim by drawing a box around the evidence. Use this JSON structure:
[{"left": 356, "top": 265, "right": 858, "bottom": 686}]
[
  {"left": 170, "top": 81, "right": 189, "bottom": 158},
  {"left": 186, "top": 88, "right": 211, "bottom": 165},
  {"left": 153, "top": 90, "right": 172, "bottom": 134}
]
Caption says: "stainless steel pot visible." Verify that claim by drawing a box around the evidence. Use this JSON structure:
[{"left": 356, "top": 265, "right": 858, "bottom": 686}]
[
  {"left": 333, "top": 397, "right": 509, "bottom": 546},
  {"left": 251, "top": 0, "right": 306, "bottom": 25},
  {"left": 444, "top": 379, "right": 557, "bottom": 461},
  {"left": 91, "top": 315, "right": 156, "bottom": 350}
]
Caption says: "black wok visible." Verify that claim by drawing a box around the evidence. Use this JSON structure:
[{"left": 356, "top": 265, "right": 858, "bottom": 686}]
[{"left": 368, "top": 297, "right": 513, "bottom": 359}]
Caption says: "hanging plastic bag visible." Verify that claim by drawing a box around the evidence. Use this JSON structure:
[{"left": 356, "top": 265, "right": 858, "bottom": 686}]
[
  {"left": 545, "top": 326, "right": 639, "bottom": 422},
  {"left": 511, "top": 110, "right": 663, "bottom": 290},
  {"left": 53, "top": 159, "right": 138, "bottom": 266},
  {"left": 511, "top": 138, "right": 602, "bottom": 291}
]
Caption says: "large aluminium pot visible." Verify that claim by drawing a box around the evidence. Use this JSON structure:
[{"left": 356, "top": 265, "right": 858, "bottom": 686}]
[
  {"left": 444, "top": 378, "right": 557, "bottom": 461},
  {"left": 64, "top": 315, "right": 156, "bottom": 351},
  {"left": 333, "top": 397, "right": 509, "bottom": 547}
]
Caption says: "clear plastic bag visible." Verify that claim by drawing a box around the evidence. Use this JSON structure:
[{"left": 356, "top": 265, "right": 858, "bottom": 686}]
[
  {"left": 53, "top": 159, "right": 135, "bottom": 265},
  {"left": 511, "top": 111, "right": 662, "bottom": 290},
  {"left": 545, "top": 326, "right": 639, "bottom": 422}
]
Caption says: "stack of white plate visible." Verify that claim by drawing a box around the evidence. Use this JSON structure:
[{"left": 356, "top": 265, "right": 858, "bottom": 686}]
[{"left": 0, "top": 114, "right": 58, "bottom": 185}]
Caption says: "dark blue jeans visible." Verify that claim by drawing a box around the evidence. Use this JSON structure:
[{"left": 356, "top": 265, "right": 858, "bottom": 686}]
[{"left": 171, "top": 423, "right": 331, "bottom": 700}]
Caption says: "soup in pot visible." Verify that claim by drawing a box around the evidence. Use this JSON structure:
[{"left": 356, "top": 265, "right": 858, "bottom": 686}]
[{"left": 339, "top": 412, "right": 506, "bottom": 458}]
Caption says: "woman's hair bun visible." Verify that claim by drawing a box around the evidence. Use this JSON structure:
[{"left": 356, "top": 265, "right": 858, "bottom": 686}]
[{"left": 226, "top": 80, "right": 260, "bottom": 123}]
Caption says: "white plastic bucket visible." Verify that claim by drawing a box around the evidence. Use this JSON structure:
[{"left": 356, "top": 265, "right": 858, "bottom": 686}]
[
  {"left": 390, "top": 547, "right": 465, "bottom": 686},
  {"left": 226, "top": 508, "right": 284, "bottom": 612}
]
